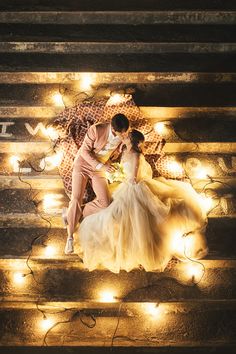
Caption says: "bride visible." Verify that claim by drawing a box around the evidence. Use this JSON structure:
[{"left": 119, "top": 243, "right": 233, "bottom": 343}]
[{"left": 79, "top": 129, "right": 208, "bottom": 273}]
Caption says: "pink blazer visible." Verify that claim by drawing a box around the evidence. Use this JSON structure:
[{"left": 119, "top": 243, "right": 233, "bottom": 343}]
[{"left": 78, "top": 123, "right": 117, "bottom": 169}]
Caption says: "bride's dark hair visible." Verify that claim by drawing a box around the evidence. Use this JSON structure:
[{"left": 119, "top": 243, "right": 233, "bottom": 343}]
[{"left": 129, "top": 129, "right": 145, "bottom": 153}]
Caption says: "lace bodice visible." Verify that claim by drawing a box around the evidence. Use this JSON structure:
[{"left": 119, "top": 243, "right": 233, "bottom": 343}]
[{"left": 121, "top": 154, "right": 153, "bottom": 181}]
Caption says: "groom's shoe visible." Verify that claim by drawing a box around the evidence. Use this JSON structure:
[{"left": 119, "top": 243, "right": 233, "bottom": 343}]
[
  {"left": 62, "top": 207, "right": 68, "bottom": 227},
  {"left": 64, "top": 237, "right": 74, "bottom": 254}
]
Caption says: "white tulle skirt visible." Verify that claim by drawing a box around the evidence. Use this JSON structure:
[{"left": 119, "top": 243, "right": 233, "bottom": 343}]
[{"left": 79, "top": 177, "right": 208, "bottom": 273}]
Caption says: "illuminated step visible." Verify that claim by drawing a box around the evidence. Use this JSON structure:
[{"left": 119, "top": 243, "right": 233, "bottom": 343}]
[
  {"left": 0, "top": 83, "right": 235, "bottom": 107},
  {"left": 0, "top": 215, "right": 235, "bottom": 257},
  {"left": 0, "top": 212, "right": 235, "bottom": 229},
  {"left": 1, "top": 141, "right": 236, "bottom": 154},
  {"left": 1, "top": 116, "right": 235, "bottom": 143},
  {"left": 1, "top": 257, "right": 236, "bottom": 301},
  {"left": 0, "top": 106, "right": 236, "bottom": 119},
  {"left": 1, "top": 175, "right": 236, "bottom": 190},
  {"left": 1, "top": 72, "right": 236, "bottom": 84},
  {"left": 0, "top": 175, "right": 64, "bottom": 189},
  {"left": 0, "top": 11, "right": 236, "bottom": 25},
  {"left": 0, "top": 300, "right": 236, "bottom": 346},
  {"left": 0, "top": 42, "right": 236, "bottom": 54}
]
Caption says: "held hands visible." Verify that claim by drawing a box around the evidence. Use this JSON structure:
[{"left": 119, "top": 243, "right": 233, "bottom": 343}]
[{"left": 102, "top": 162, "right": 116, "bottom": 173}]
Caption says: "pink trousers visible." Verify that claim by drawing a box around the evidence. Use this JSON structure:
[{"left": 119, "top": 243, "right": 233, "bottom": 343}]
[{"left": 66, "top": 155, "right": 111, "bottom": 236}]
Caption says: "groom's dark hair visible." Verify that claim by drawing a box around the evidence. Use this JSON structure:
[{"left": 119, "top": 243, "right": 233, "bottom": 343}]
[{"left": 111, "top": 113, "right": 129, "bottom": 132}]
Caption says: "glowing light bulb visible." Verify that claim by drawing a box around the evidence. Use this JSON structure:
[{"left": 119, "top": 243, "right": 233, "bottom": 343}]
[
  {"left": 108, "top": 93, "right": 124, "bottom": 105},
  {"left": 80, "top": 73, "right": 93, "bottom": 91},
  {"left": 44, "top": 245, "right": 56, "bottom": 257},
  {"left": 40, "top": 318, "right": 54, "bottom": 331},
  {"left": 40, "top": 151, "right": 63, "bottom": 171},
  {"left": 166, "top": 160, "right": 184, "bottom": 176},
  {"left": 52, "top": 93, "right": 64, "bottom": 107},
  {"left": 154, "top": 122, "right": 166, "bottom": 135},
  {"left": 145, "top": 303, "right": 161, "bottom": 318},
  {"left": 13, "top": 272, "right": 25, "bottom": 285},
  {"left": 9, "top": 155, "right": 20, "bottom": 172},
  {"left": 195, "top": 168, "right": 209, "bottom": 179},
  {"left": 43, "top": 193, "right": 63, "bottom": 212},
  {"left": 186, "top": 262, "right": 203, "bottom": 281},
  {"left": 44, "top": 127, "right": 59, "bottom": 140},
  {"left": 198, "top": 193, "right": 213, "bottom": 213},
  {"left": 99, "top": 290, "right": 116, "bottom": 302}
]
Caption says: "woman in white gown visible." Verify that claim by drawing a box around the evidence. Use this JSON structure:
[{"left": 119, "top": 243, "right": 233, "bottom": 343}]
[{"left": 79, "top": 130, "right": 208, "bottom": 273}]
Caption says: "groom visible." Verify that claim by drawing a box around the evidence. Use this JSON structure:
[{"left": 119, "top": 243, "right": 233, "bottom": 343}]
[{"left": 64, "top": 113, "right": 130, "bottom": 254}]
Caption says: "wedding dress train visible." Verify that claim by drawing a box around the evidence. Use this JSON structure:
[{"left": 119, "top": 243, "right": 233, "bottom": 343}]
[{"left": 79, "top": 155, "right": 208, "bottom": 273}]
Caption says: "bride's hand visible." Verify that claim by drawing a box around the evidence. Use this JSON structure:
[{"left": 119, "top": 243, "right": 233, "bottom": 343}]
[
  {"left": 103, "top": 163, "right": 116, "bottom": 173},
  {"left": 128, "top": 177, "right": 137, "bottom": 184}
]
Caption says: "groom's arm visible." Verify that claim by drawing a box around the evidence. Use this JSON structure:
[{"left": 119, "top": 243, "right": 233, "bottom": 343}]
[{"left": 79, "top": 125, "right": 102, "bottom": 169}]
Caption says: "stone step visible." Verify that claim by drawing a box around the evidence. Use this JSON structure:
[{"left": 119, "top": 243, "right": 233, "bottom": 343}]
[
  {"left": 0, "top": 184, "right": 235, "bottom": 215},
  {"left": 1, "top": 116, "right": 236, "bottom": 143},
  {"left": 0, "top": 346, "right": 236, "bottom": 354},
  {"left": 0, "top": 53, "right": 236, "bottom": 72},
  {"left": 0, "top": 72, "right": 236, "bottom": 84},
  {"left": 1, "top": 256, "right": 236, "bottom": 300},
  {"left": 0, "top": 105, "right": 235, "bottom": 119},
  {"left": 0, "top": 300, "right": 236, "bottom": 346},
  {"left": 1, "top": 152, "right": 236, "bottom": 181},
  {"left": 0, "top": 213, "right": 235, "bottom": 257},
  {"left": 0, "top": 83, "right": 235, "bottom": 106},
  {"left": 0, "top": 0, "right": 235, "bottom": 11},
  {"left": 0, "top": 11, "right": 236, "bottom": 25},
  {"left": 0, "top": 42, "right": 236, "bottom": 54},
  {"left": 0, "top": 204, "right": 235, "bottom": 227},
  {"left": 1, "top": 175, "right": 236, "bottom": 191},
  {"left": 0, "top": 24, "right": 235, "bottom": 43},
  {"left": 1, "top": 141, "right": 236, "bottom": 154}
]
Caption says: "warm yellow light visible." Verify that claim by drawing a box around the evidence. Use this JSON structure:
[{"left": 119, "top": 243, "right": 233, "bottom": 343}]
[
  {"left": 52, "top": 93, "right": 64, "bottom": 107},
  {"left": 40, "top": 151, "right": 63, "bottom": 170},
  {"left": 108, "top": 93, "right": 125, "bottom": 105},
  {"left": 99, "top": 290, "right": 116, "bottom": 302},
  {"left": 9, "top": 155, "right": 20, "bottom": 171},
  {"left": 195, "top": 168, "right": 209, "bottom": 179},
  {"left": 198, "top": 193, "right": 213, "bottom": 213},
  {"left": 44, "top": 245, "right": 56, "bottom": 257},
  {"left": 43, "top": 127, "right": 59, "bottom": 140},
  {"left": 145, "top": 303, "right": 161, "bottom": 318},
  {"left": 171, "top": 231, "right": 184, "bottom": 253},
  {"left": 43, "top": 194, "right": 62, "bottom": 209},
  {"left": 80, "top": 73, "right": 94, "bottom": 91},
  {"left": 13, "top": 272, "right": 25, "bottom": 285},
  {"left": 40, "top": 318, "right": 54, "bottom": 331},
  {"left": 166, "top": 160, "right": 184, "bottom": 175},
  {"left": 154, "top": 122, "right": 166, "bottom": 135},
  {"left": 186, "top": 262, "right": 203, "bottom": 281}
]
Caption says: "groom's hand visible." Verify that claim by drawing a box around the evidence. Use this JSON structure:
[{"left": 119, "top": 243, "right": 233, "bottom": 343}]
[{"left": 102, "top": 163, "right": 116, "bottom": 173}]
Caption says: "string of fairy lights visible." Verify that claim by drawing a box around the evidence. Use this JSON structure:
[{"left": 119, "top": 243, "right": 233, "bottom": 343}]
[{"left": 4, "top": 76, "right": 232, "bottom": 345}]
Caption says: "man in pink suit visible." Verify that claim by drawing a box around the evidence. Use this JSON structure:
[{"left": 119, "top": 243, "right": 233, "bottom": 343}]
[{"left": 64, "top": 113, "right": 130, "bottom": 254}]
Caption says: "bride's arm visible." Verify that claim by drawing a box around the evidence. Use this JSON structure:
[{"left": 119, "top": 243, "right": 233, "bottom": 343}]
[{"left": 128, "top": 152, "right": 139, "bottom": 184}]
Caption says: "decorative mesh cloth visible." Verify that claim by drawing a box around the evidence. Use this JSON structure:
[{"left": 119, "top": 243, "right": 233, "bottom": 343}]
[{"left": 53, "top": 95, "right": 184, "bottom": 201}]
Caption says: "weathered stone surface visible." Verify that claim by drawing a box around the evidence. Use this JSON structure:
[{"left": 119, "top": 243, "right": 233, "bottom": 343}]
[
  {"left": 0, "top": 42, "right": 236, "bottom": 54},
  {"left": 0, "top": 12, "right": 236, "bottom": 25},
  {"left": 0, "top": 301, "right": 236, "bottom": 346}
]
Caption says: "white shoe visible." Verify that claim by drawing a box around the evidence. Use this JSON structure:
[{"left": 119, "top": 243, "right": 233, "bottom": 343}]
[
  {"left": 64, "top": 237, "right": 74, "bottom": 254},
  {"left": 62, "top": 207, "right": 68, "bottom": 227}
]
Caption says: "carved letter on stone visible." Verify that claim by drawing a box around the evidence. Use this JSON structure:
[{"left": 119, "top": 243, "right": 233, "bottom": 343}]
[
  {"left": 25, "top": 122, "right": 46, "bottom": 136},
  {"left": 0, "top": 122, "right": 14, "bottom": 137}
]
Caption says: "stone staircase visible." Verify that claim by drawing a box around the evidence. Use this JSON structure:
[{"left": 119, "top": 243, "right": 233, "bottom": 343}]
[{"left": 0, "top": 1, "right": 236, "bottom": 352}]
